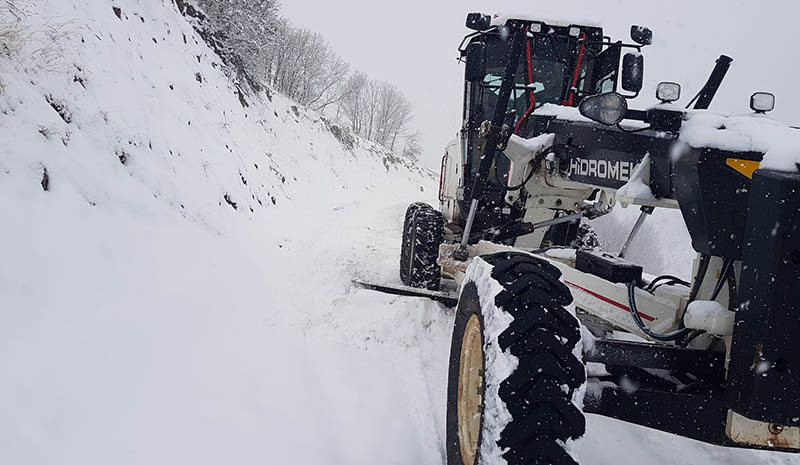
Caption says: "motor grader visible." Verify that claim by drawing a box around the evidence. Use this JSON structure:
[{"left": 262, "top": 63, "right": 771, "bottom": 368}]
[{"left": 372, "top": 12, "right": 800, "bottom": 465}]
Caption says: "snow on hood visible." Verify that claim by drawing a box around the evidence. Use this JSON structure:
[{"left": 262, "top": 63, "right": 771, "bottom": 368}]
[
  {"left": 532, "top": 103, "right": 649, "bottom": 130},
  {"left": 533, "top": 103, "right": 592, "bottom": 122},
  {"left": 534, "top": 103, "right": 800, "bottom": 173},
  {"left": 680, "top": 111, "right": 800, "bottom": 172}
]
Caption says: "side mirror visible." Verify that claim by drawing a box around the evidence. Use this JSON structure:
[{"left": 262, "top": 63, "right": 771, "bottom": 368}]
[
  {"left": 579, "top": 92, "right": 628, "bottom": 125},
  {"left": 466, "top": 13, "right": 492, "bottom": 31},
  {"left": 630, "top": 26, "right": 653, "bottom": 46},
  {"left": 465, "top": 42, "right": 486, "bottom": 83},
  {"left": 621, "top": 53, "right": 644, "bottom": 93},
  {"left": 750, "top": 92, "right": 775, "bottom": 113}
]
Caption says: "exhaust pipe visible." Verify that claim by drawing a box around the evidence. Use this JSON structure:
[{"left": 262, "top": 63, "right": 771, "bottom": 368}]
[{"left": 691, "top": 55, "right": 733, "bottom": 110}]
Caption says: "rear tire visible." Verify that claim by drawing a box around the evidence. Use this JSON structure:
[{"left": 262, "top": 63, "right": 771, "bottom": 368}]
[
  {"left": 446, "top": 252, "right": 585, "bottom": 465},
  {"left": 400, "top": 202, "right": 444, "bottom": 290}
]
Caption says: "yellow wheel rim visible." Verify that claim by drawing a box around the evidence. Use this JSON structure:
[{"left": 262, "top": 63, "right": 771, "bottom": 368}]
[{"left": 457, "top": 314, "right": 483, "bottom": 465}]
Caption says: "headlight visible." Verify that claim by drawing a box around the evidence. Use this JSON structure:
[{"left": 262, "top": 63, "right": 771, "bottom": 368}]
[
  {"left": 750, "top": 92, "right": 775, "bottom": 113},
  {"left": 579, "top": 92, "right": 628, "bottom": 125},
  {"left": 656, "top": 82, "right": 681, "bottom": 103}
]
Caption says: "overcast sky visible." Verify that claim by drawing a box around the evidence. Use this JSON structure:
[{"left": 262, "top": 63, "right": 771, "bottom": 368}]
[{"left": 281, "top": 1, "right": 800, "bottom": 170}]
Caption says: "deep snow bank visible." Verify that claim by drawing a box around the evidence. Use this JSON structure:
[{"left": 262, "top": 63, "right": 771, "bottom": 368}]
[
  {"left": 0, "top": 0, "right": 429, "bottom": 236},
  {"left": 0, "top": 2, "right": 447, "bottom": 464}
]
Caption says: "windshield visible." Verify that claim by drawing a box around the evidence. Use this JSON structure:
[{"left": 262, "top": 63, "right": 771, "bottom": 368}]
[{"left": 479, "top": 34, "right": 571, "bottom": 125}]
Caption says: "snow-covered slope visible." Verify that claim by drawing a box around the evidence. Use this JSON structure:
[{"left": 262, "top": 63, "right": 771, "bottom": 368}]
[
  {"left": 0, "top": 0, "right": 428, "bottom": 236},
  {"left": 0, "top": 2, "right": 447, "bottom": 464},
  {"left": 1, "top": 2, "right": 798, "bottom": 465}
]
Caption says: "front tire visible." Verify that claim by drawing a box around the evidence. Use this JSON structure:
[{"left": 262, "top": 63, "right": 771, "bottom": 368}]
[
  {"left": 446, "top": 252, "right": 585, "bottom": 465},
  {"left": 400, "top": 202, "right": 444, "bottom": 290}
]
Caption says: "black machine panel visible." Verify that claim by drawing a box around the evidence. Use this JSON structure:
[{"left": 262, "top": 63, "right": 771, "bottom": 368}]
[
  {"left": 727, "top": 169, "right": 800, "bottom": 425},
  {"left": 576, "top": 250, "right": 643, "bottom": 284},
  {"left": 543, "top": 118, "right": 676, "bottom": 198},
  {"left": 673, "top": 147, "right": 763, "bottom": 259}
]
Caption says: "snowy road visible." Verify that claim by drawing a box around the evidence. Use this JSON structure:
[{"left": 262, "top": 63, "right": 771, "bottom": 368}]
[{"left": 3, "top": 181, "right": 800, "bottom": 465}]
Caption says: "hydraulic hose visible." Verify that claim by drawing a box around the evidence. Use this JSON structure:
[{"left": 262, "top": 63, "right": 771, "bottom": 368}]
[
  {"left": 645, "top": 275, "right": 691, "bottom": 293},
  {"left": 627, "top": 281, "right": 691, "bottom": 342},
  {"left": 687, "top": 254, "right": 710, "bottom": 303},
  {"left": 492, "top": 156, "right": 536, "bottom": 191},
  {"left": 710, "top": 257, "right": 733, "bottom": 301}
]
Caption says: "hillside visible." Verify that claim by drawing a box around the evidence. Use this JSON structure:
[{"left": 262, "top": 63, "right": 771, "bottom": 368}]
[{"left": 0, "top": 2, "right": 446, "bottom": 464}]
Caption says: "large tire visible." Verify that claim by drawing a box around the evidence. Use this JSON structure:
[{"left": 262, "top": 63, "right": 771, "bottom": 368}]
[
  {"left": 399, "top": 202, "right": 444, "bottom": 290},
  {"left": 446, "top": 252, "right": 585, "bottom": 465}
]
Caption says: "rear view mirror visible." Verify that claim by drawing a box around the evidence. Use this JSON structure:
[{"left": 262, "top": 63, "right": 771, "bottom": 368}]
[
  {"left": 630, "top": 26, "right": 653, "bottom": 46},
  {"left": 465, "top": 42, "right": 486, "bottom": 83},
  {"left": 621, "top": 53, "right": 644, "bottom": 93}
]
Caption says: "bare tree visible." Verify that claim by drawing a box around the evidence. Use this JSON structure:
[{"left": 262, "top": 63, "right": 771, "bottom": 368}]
[
  {"left": 189, "top": 3, "right": 419, "bottom": 156},
  {"left": 374, "top": 82, "right": 413, "bottom": 150},
  {"left": 337, "top": 71, "right": 367, "bottom": 129},
  {"left": 194, "top": 0, "right": 279, "bottom": 83},
  {"left": 264, "top": 20, "right": 349, "bottom": 112},
  {"left": 401, "top": 131, "right": 423, "bottom": 161},
  {"left": 340, "top": 78, "right": 414, "bottom": 151}
]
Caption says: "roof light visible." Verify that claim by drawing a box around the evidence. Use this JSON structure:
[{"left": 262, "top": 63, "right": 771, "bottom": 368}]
[
  {"left": 750, "top": 92, "right": 775, "bottom": 113},
  {"left": 529, "top": 22, "right": 542, "bottom": 33},
  {"left": 465, "top": 13, "right": 492, "bottom": 31},
  {"left": 630, "top": 25, "right": 653, "bottom": 46},
  {"left": 569, "top": 26, "right": 581, "bottom": 37},
  {"left": 656, "top": 82, "right": 681, "bottom": 103}
]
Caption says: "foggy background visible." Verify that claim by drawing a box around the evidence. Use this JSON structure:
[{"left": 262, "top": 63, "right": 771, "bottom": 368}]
[{"left": 282, "top": 0, "right": 800, "bottom": 170}]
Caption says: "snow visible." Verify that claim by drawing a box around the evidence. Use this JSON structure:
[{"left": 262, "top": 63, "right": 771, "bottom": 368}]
[
  {"left": 1, "top": 2, "right": 799, "bottom": 465},
  {"left": 545, "top": 247, "right": 578, "bottom": 260},
  {"left": 685, "top": 300, "right": 735, "bottom": 336},
  {"left": 490, "top": 12, "right": 602, "bottom": 29},
  {"left": 680, "top": 111, "right": 800, "bottom": 172},
  {"left": 615, "top": 153, "right": 656, "bottom": 202},
  {"left": 648, "top": 102, "right": 685, "bottom": 112},
  {"left": 0, "top": 2, "right": 443, "bottom": 464},
  {"left": 508, "top": 132, "right": 555, "bottom": 155},
  {"left": 534, "top": 102, "right": 593, "bottom": 122},
  {"left": 590, "top": 207, "right": 695, "bottom": 279},
  {"left": 532, "top": 103, "right": 649, "bottom": 130},
  {"left": 505, "top": 133, "right": 554, "bottom": 165}
]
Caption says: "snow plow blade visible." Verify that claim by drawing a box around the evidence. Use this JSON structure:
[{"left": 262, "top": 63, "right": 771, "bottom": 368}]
[{"left": 352, "top": 280, "right": 458, "bottom": 307}]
